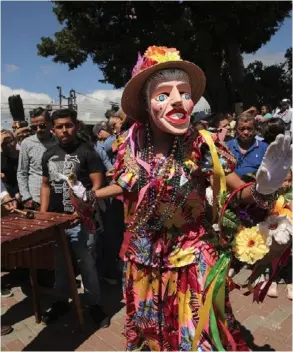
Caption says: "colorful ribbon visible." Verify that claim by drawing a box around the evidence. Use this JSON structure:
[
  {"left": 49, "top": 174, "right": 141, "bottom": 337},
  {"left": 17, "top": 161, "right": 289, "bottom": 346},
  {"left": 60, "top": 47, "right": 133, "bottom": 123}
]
[
  {"left": 198, "top": 130, "right": 226, "bottom": 222},
  {"left": 192, "top": 253, "right": 232, "bottom": 350}
]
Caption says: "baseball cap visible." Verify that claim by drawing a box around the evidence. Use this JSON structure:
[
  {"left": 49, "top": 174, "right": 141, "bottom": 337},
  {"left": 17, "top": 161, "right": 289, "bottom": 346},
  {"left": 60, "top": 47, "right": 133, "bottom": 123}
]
[{"left": 92, "top": 121, "right": 108, "bottom": 135}]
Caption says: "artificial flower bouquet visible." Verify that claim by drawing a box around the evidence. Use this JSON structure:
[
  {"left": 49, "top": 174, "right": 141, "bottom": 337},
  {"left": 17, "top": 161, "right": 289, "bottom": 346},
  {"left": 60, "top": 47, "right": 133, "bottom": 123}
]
[{"left": 203, "top": 184, "right": 292, "bottom": 301}]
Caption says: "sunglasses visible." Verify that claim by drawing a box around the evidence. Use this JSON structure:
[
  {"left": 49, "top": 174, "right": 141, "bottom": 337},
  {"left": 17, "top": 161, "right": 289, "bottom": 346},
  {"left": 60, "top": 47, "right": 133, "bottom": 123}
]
[{"left": 30, "top": 123, "right": 47, "bottom": 131}]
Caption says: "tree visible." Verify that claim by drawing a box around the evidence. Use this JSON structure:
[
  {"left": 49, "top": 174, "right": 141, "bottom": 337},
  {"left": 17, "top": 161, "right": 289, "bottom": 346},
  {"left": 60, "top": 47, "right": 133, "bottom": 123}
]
[
  {"left": 8, "top": 95, "right": 25, "bottom": 121},
  {"left": 241, "top": 49, "right": 292, "bottom": 109},
  {"left": 37, "top": 1, "right": 291, "bottom": 112}
]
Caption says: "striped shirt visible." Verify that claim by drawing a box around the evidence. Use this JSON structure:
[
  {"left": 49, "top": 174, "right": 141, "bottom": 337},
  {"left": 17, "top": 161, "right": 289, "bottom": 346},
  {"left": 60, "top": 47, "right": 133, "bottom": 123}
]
[{"left": 17, "top": 134, "right": 57, "bottom": 203}]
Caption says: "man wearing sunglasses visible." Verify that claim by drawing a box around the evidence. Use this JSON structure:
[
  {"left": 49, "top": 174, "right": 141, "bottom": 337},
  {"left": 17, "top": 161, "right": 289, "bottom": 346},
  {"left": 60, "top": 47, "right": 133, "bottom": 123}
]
[{"left": 17, "top": 107, "right": 57, "bottom": 210}]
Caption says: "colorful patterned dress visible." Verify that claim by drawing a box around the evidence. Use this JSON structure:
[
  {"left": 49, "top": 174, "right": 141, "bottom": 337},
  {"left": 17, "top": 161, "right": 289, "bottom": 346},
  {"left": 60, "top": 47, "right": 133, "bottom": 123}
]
[{"left": 114, "top": 123, "right": 248, "bottom": 351}]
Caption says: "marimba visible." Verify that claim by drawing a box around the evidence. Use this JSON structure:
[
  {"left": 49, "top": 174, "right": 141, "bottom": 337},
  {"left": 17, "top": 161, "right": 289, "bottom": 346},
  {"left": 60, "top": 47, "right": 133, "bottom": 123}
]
[{"left": 1, "top": 210, "right": 84, "bottom": 329}]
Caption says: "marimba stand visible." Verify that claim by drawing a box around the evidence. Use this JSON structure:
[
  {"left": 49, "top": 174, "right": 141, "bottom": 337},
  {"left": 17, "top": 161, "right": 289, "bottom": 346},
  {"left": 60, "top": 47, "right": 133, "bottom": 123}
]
[{"left": 1, "top": 211, "right": 84, "bottom": 330}]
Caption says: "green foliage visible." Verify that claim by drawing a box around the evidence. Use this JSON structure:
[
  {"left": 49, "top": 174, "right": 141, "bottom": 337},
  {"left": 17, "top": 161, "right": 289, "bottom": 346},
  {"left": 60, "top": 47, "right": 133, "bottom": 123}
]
[
  {"left": 242, "top": 50, "right": 292, "bottom": 108},
  {"left": 219, "top": 191, "right": 230, "bottom": 207},
  {"left": 222, "top": 209, "right": 241, "bottom": 229},
  {"left": 37, "top": 1, "right": 291, "bottom": 112},
  {"left": 221, "top": 209, "right": 241, "bottom": 239},
  {"left": 282, "top": 187, "right": 293, "bottom": 203}
]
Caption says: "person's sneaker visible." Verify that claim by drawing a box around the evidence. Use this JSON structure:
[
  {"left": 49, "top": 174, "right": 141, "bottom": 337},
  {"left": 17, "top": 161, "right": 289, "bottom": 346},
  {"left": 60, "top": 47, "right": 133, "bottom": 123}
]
[
  {"left": 89, "top": 305, "right": 110, "bottom": 328},
  {"left": 1, "top": 325, "right": 13, "bottom": 336},
  {"left": 1, "top": 288, "right": 13, "bottom": 298},
  {"left": 286, "top": 284, "right": 293, "bottom": 300},
  {"left": 42, "top": 301, "right": 70, "bottom": 324},
  {"left": 267, "top": 282, "right": 278, "bottom": 298}
]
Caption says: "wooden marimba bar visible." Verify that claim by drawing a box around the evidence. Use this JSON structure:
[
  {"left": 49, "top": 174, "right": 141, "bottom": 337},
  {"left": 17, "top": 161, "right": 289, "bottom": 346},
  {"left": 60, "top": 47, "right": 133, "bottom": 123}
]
[{"left": 1, "top": 211, "right": 84, "bottom": 329}]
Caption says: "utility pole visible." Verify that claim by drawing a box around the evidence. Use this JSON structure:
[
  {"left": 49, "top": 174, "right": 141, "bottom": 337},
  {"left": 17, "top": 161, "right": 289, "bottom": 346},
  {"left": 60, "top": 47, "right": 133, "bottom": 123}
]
[
  {"left": 56, "top": 86, "right": 62, "bottom": 108},
  {"left": 56, "top": 87, "right": 77, "bottom": 110},
  {"left": 69, "top": 89, "right": 77, "bottom": 110}
]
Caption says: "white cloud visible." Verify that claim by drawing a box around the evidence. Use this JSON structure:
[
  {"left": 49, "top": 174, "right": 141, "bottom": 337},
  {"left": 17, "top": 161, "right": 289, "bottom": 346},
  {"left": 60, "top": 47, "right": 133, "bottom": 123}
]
[
  {"left": 1, "top": 85, "right": 52, "bottom": 128},
  {"left": 5, "top": 64, "right": 19, "bottom": 73},
  {"left": 75, "top": 89, "right": 123, "bottom": 123},
  {"left": 243, "top": 51, "right": 286, "bottom": 67},
  {"left": 193, "top": 97, "right": 210, "bottom": 113}
]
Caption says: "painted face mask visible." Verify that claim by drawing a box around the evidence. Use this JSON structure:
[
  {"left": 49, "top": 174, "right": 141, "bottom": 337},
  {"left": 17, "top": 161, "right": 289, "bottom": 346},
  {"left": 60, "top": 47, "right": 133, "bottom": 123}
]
[{"left": 149, "top": 79, "right": 194, "bottom": 135}]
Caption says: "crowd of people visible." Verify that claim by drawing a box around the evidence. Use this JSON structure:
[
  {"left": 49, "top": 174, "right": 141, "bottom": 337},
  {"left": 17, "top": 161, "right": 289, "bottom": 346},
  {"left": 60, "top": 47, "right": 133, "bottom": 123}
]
[{"left": 1, "top": 45, "right": 292, "bottom": 350}]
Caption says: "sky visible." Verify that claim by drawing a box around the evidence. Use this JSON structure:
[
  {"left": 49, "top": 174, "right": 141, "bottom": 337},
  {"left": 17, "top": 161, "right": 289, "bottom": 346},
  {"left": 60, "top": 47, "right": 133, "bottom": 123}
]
[{"left": 1, "top": 1, "right": 292, "bottom": 124}]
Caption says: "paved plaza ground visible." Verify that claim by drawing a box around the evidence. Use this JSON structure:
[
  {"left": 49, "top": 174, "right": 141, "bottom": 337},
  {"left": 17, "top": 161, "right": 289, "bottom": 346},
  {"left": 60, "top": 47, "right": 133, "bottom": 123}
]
[{"left": 1, "top": 269, "right": 292, "bottom": 351}]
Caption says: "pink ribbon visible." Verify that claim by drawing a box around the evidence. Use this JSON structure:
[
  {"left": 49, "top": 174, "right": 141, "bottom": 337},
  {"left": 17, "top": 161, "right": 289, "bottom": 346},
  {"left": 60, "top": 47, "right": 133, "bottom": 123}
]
[{"left": 127, "top": 123, "right": 154, "bottom": 210}]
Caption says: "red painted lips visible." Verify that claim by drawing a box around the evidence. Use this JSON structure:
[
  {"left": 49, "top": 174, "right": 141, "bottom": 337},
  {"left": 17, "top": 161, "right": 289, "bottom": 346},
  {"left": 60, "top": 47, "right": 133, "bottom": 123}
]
[{"left": 165, "top": 109, "right": 189, "bottom": 125}]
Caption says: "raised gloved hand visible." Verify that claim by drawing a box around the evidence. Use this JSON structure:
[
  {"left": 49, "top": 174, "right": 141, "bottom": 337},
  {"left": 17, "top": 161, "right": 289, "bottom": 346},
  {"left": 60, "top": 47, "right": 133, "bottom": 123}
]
[{"left": 256, "top": 134, "right": 292, "bottom": 195}]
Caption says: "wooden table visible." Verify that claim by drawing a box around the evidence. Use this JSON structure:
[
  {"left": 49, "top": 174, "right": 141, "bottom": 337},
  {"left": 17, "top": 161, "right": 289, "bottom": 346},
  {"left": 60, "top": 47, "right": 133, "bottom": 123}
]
[{"left": 1, "top": 211, "right": 84, "bottom": 329}]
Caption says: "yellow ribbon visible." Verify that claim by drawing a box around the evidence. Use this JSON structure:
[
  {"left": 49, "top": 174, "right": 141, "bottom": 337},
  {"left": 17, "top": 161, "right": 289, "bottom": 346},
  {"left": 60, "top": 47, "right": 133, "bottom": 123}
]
[
  {"left": 198, "top": 130, "right": 227, "bottom": 222},
  {"left": 192, "top": 273, "right": 217, "bottom": 351}
]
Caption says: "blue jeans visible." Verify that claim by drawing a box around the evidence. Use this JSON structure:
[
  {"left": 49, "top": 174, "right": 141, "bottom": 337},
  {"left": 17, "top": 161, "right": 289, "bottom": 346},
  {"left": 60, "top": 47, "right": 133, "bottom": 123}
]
[{"left": 54, "top": 223, "right": 100, "bottom": 306}]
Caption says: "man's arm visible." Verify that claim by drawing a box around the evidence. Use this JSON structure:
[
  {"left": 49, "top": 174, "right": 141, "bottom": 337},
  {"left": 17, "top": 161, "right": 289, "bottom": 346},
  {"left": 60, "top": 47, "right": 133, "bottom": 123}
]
[
  {"left": 40, "top": 176, "right": 51, "bottom": 213},
  {"left": 17, "top": 142, "right": 32, "bottom": 202},
  {"left": 90, "top": 172, "right": 104, "bottom": 191},
  {"left": 87, "top": 148, "right": 105, "bottom": 191},
  {"left": 99, "top": 148, "right": 113, "bottom": 171},
  {"left": 94, "top": 144, "right": 113, "bottom": 171}
]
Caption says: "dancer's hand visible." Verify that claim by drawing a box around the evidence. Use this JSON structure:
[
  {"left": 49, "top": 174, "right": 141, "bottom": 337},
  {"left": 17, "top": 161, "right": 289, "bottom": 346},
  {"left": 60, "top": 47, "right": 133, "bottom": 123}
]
[
  {"left": 256, "top": 134, "right": 292, "bottom": 195},
  {"left": 58, "top": 173, "right": 87, "bottom": 201}
]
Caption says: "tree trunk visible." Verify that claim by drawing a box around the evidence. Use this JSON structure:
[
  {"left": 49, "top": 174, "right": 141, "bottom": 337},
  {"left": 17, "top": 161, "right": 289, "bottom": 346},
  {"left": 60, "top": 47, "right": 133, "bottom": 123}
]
[
  {"left": 203, "top": 56, "right": 231, "bottom": 112},
  {"left": 225, "top": 42, "right": 245, "bottom": 103}
]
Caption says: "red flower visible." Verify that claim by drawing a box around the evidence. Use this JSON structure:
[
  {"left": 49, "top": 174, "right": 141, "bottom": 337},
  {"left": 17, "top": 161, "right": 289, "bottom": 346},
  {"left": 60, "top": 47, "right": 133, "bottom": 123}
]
[{"left": 140, "top": 58, "right": 158, "bottom": 71}]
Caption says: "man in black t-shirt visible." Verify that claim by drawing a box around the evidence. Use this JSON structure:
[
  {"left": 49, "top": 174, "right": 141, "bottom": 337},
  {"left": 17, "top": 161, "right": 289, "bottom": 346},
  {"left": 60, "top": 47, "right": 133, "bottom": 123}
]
[{"left": 40, "top": 108, "right": 109, "bottom": 327}]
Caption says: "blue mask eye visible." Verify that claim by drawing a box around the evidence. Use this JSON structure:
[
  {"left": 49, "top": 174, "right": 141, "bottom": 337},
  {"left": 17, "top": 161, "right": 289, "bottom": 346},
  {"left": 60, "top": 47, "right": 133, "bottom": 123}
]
[
  {"left": 182, "top": 93, "right": 191, "bottom": 100},
  {"left": 155, "top": 94, "right": 168, "bottom": 102}
]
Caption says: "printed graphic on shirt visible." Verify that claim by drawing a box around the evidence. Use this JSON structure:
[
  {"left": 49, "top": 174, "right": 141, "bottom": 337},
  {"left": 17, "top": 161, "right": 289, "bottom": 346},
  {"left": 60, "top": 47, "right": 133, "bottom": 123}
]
[{"left": 47, "top": 154, "right": 80, "bottom": 213}]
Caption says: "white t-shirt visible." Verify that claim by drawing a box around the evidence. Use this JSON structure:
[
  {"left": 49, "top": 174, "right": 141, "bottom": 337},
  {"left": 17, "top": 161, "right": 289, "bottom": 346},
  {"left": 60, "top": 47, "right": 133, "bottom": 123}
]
[{"left": 273, "top": 108, "right": 292, "bottom": 124}]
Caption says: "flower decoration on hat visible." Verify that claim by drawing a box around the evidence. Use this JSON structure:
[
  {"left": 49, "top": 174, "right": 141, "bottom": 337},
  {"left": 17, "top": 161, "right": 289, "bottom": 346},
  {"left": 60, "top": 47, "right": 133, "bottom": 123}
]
[{"left": 132, "top": 46, "right": 182, "bottom": 77}]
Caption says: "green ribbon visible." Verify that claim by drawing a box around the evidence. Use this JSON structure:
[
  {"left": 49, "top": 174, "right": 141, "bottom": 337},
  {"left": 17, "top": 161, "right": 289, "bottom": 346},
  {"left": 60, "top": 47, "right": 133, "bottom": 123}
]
[
  {"left": 210, "top": 309, "right": 225, "bottom": 351},
  {"left": 204, "top": 252, "right": 230, "bottom": 290},
  {"left": 203, "top": 252, "right": 231, "bottom": 351}
]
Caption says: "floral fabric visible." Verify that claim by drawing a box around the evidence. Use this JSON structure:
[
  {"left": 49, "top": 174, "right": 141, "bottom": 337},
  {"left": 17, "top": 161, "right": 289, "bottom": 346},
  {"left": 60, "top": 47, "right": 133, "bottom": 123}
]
[
  {"left": 113, "top": 123, "right": 246, "bottom": 351},
  {"left": 114, "top": 123, "right": 236, "bottom": 268},
  {"left": 122, "top": 251, "right": 248, "bottom": 351}
]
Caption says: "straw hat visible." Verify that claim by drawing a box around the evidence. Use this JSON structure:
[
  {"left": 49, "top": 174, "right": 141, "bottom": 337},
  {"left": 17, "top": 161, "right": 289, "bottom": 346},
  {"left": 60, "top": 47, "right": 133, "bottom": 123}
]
[{"left": 121, "top": 46, "right": 206, "bottom": 122}]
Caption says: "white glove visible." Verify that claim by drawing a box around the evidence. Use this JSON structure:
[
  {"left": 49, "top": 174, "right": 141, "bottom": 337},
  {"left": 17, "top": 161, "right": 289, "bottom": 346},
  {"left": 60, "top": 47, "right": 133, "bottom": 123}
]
[
  {"left": 256, "top": 134, "right": 292, "bottom": 195},
  {"left": 70, "top": 181, "right": 87, "bottom": 201},
  {"left": 58, "top": 173, "right": 87, "bottom": 201}
]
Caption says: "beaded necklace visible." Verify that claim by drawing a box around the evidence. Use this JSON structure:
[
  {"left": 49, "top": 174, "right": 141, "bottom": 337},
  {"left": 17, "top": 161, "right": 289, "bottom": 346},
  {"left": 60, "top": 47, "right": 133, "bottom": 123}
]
[{"left": 128, "top": 124, "right": 193, "bottom": 234}]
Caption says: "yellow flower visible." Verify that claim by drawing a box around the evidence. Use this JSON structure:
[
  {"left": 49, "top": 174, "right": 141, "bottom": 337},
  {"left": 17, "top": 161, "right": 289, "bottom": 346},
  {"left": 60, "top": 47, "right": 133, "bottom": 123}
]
[
  {"left": 169, "top": 247, "right": 195, "bottom": 267},
  {"left": 145, "top": 45, "right": 182, "bottom": 63},
  {"left": 233, "top": 227, "right": 269, "bottom": 265},
  {"left": 273, "top": 195, "right": 292, "bottom": 219}
]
